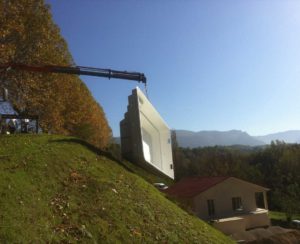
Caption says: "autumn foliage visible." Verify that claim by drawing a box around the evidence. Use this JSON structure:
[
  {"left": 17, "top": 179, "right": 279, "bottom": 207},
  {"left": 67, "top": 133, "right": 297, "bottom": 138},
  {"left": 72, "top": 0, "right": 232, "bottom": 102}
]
[{"left": 0, "top": 0, "right": 111, "bottom": 148}]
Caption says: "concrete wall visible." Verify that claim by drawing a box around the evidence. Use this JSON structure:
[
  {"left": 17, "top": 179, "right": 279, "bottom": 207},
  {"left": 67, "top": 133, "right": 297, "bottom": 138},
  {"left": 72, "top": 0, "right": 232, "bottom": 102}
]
[
  {"left": 244, "top": 211, "right": 270, "bottom": 229},
  {"left": 213, "top": 217, "right": 245, "bottom": 235},
  {"left": 193, "top": 178, "right": 267, "bottom": 220},
  {"left": 120, "top": 87, "right": 174, "bottom": 179},
  {"left": 213, "top": 211, "right": 270, "bottom": 235}
]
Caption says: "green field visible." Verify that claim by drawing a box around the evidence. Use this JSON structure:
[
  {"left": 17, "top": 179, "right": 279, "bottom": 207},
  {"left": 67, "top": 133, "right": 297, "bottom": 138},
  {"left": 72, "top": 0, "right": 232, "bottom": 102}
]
[
  {"left": 0, "top": 135, "right": 232, "bottom": 243},
  {"left": 269, "top": 211, "right": 300, "bottom": 221},
  {"left": 269, "top": 211, "right": 300, "bottom": 229}
]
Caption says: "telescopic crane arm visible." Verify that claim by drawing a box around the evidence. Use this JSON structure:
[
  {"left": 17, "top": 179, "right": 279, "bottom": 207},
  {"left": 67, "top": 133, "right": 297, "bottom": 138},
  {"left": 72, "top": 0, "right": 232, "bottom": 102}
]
[{"left": 0, "top": 63, "right": 147, "bottom": 86}]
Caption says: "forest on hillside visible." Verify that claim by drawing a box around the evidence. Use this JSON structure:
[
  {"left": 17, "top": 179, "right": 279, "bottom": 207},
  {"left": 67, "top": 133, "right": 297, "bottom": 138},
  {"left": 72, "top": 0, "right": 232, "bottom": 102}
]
[
  {"left": 0, "top": 0, "right": 111, "bottom": 148},
  {"left": 172, "top": 135, "right": 300, "bottom": 219}
]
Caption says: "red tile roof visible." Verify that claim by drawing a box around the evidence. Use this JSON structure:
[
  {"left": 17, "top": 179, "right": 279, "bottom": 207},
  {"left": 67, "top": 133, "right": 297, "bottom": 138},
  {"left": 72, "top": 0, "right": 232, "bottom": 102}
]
[{"left": 164, "top": 176, "right": 229, "bottom": 198}]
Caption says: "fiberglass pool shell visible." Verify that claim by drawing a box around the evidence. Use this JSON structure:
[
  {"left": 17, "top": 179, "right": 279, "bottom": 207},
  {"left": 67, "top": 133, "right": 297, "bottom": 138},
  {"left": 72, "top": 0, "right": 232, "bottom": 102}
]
[{"left": 120, "top": 87, "right": 174, "bottom": 179}]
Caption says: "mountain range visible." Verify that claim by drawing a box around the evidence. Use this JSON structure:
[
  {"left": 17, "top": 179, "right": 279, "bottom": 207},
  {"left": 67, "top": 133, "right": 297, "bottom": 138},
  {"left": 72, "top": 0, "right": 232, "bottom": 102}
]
[
  {"left": 114, "top": 130, "right": 300, "bottom": 148},
  {"left": 254, "top": 130, "right": 300, "bottom": 144},
  {"left": 175, "top": 130, "right": 300, "bottom": 148}
]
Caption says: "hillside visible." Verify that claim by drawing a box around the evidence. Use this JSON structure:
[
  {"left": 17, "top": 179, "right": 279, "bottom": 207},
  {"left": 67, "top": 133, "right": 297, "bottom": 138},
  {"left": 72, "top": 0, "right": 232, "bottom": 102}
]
[
  {"left": 175, "top": 130, "right": 265, "bottom": 148},
  {"left": 0, "top": 135, "right": 231, "bottom": 243}
]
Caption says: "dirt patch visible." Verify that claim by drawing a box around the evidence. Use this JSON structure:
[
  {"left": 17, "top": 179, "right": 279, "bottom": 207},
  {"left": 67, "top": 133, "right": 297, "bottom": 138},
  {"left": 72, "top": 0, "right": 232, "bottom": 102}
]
[{"left": 232, "top": 226, "right": 300, "bottom": 243}]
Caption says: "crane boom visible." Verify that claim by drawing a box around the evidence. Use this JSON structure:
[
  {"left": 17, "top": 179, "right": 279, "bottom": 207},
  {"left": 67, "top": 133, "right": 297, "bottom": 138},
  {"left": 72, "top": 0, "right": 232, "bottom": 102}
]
[{"left": 0, "top": 63, "right": 147, "bottom": 84}]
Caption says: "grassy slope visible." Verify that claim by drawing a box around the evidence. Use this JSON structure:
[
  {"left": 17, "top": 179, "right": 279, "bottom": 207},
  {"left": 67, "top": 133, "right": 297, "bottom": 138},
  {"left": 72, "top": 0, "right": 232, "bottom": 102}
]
[{"left": 0, "top": 135, "right": 232, "bottom": 243}]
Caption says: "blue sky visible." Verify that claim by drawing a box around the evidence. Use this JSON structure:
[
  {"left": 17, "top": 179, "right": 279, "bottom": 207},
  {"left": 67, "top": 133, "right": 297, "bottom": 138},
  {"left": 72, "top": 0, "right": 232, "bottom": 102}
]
[{"left": 47, "top": 0, "right": 300, "bottom": 136}]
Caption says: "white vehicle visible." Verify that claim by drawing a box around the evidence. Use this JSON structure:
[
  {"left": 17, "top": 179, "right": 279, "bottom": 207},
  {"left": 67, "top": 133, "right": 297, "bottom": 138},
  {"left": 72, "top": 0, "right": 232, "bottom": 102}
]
[
  {"left": 153, "top": 183, "right": 168, "bottom": 190},
  {"left": 292, "top": 219, "right": 300, "bottom": 228}
]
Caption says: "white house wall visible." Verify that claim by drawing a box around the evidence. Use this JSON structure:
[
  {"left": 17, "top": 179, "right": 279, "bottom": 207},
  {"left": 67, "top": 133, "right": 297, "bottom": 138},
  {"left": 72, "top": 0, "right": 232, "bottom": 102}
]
[{"left": 193, "top": 178, "right": 267, "bottom": 220}]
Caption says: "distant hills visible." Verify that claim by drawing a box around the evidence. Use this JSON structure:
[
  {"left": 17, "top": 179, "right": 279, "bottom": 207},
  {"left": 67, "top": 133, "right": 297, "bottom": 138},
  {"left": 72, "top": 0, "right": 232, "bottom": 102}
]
[
  {"left": 114, "top": 130, "right": 300, "bottom": 148},
  {"left": 254, "top": 130, "right": 300, "bottom": 144},
  {"left": 175, "top": 130, "right": 264, "bottom": 148},
  {"left": 175, "top": 130, "right": 300, "bottom": 148}
]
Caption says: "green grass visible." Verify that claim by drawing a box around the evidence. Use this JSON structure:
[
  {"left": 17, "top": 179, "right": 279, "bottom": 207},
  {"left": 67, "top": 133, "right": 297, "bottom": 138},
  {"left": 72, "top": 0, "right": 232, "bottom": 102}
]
[
  {"left": 0, "top": 135, "right": 232, "bottom": 243},
  {"left": 269, "top": 211, "right": 300, "bottom": 229},
  {"left": 269, "top": 211, "right": 300, "bottom": 221}
]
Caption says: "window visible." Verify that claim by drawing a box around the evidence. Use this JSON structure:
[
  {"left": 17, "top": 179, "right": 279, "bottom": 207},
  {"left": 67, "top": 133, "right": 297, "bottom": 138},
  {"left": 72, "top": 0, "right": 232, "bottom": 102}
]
[
  {"left": 232, "top": 197, "right": 243, "bottom": 211},
  {"left": 255, "top": 192, "right": 265, "bottom": 208},
  {"left": 207, "top": 199, "right": 215, "bottom": 216}
]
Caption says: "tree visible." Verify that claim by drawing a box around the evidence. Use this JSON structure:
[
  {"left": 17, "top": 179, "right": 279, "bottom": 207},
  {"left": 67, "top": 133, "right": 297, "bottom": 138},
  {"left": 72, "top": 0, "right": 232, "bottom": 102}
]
[{"left": 0, "top": 0, "right": 111, "bottom": 148}]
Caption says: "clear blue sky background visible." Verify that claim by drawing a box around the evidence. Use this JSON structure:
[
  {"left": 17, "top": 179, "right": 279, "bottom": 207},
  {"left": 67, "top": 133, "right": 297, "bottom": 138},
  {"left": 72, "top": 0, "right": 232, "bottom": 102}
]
[{"left": 47, "top": 0, "right": 300, "bottom": 137}]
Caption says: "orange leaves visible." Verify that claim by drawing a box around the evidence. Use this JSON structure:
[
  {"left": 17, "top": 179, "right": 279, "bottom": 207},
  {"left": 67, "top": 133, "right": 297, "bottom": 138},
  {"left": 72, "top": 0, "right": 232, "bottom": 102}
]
[{"left": 0, "top": 0, "right": 111, "bottom": 148}]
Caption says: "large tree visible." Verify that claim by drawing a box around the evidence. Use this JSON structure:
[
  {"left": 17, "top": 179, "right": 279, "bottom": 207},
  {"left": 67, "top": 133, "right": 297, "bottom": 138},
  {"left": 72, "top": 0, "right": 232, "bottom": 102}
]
[{"left": 0, "top": 0, "right": 111, "bottom": 148}]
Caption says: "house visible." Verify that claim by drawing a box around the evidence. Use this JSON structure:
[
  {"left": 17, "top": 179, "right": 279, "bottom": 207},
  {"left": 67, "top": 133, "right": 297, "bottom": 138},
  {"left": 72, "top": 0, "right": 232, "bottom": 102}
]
[
  {"left": 164, "top": 176, "right": 270, "bottom": 235},
  {"left": 0, "top": 88, "right": 17, "bottom": 115},
  {"left": 0, "top": 88, "right": 18, "bottom": 134},
  {"left": 0, "top": 88, "right": 39, "bottom": 133},
  {"left": 120, "top": 87, "right": 174, "bottom": 179}
]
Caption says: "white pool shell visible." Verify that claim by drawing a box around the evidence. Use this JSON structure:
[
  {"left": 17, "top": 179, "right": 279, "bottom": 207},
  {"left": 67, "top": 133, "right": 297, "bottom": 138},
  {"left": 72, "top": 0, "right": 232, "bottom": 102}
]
[{"left": 120, "top": 87, "right": 174, "bottom": 179}]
